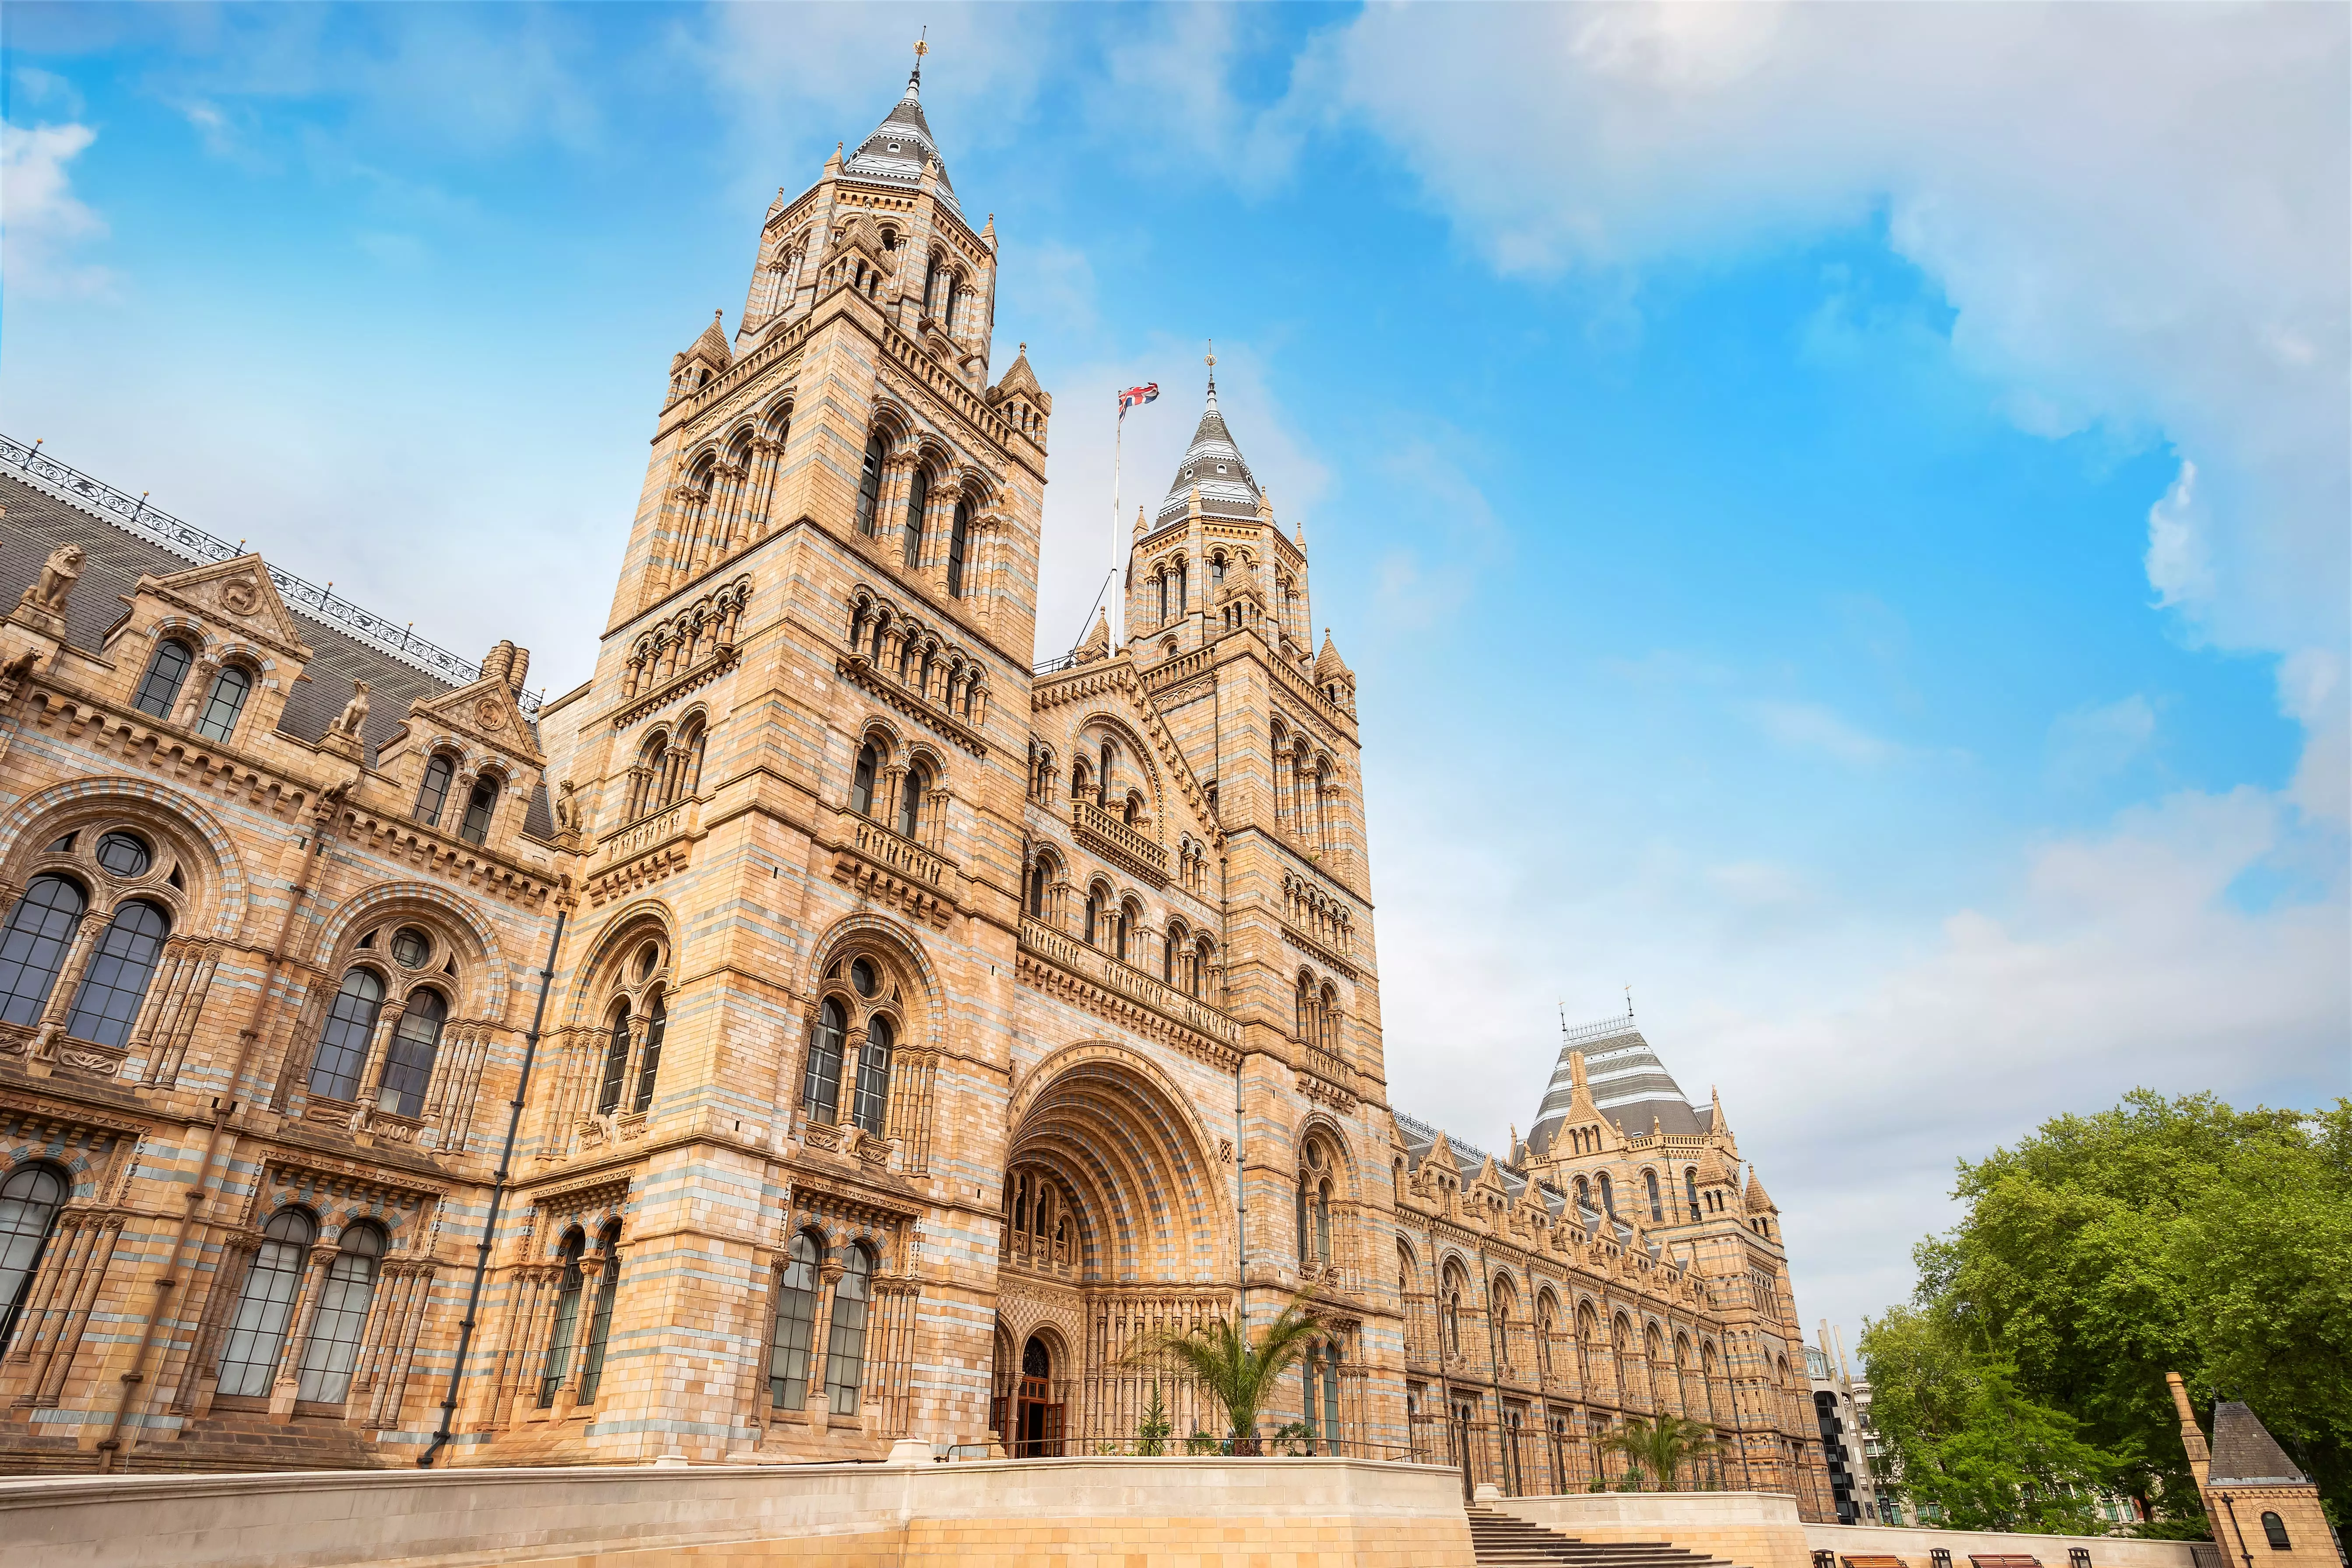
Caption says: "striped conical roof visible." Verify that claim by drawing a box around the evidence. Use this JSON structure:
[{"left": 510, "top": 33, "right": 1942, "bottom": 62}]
[
  {"left": 1157, "top": 369, "right": 1263, "bottom": 527},
  {"left": 842, "top": 63, "right": 961, "bottom": 218}
]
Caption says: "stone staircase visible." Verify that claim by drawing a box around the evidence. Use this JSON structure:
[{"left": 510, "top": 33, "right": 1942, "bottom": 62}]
[
  {"left": 1465, "top": 1507, "right": 1748, "bottom": 1568},
  {"left": 0, "top": 1409, "right": 387, "bottom": 1475}
]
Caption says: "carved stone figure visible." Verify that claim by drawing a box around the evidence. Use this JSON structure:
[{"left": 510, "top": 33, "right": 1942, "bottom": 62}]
[
  {"left": 331, "top": 680, "right": 370, "bottom": 736},
  {"left": 22, "top": 544, "right": 83, "bottom": 614},
  {"left": 554, "top": 778, "right": 580, "bottom": 831}
]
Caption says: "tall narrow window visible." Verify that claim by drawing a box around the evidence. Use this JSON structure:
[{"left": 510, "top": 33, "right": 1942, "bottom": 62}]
[
  {"left": 903, "top": 467, "right": 928, "bottom": 571},
  {"left": 850, "top": 743, "right": 879, "bottom": 817},
  {"left": 377, "top": 990, "right": 447, "bottom": 1119},
  {"left": 132, "top": 639, "right": 193, "bottom": 720},
  {"left": 1303, "top": 1346, "right": 1321, "bottom": 1443},
  {"left": 194, "top": 665, "right": 251, "bottom": 743},
  {"left": 0, "top": 874, "right": 87, "bottom": 1028},
  {"left": 630, "top": 994, "right": 666, "bottom": 1114},
  {"left": 577, "top": 1228, "right": 622, "bottom": 1405},
  {"left": 1115, "top": 904, "right": 1131, "bottom": 963},
  {"left": 2261, "top": 1514, "right": 2291, "bottom": 1551},
  {"left": 1082, "top": 891, "right": 1098, "bottom": 946},
  {"left": 413, "top": 754, "right": 455, "bottom": 826},
  {"left": 1027, "top": 861, "right": 1047, "bottom": 919},
  {"left": 1162, "top": 932, "right": 1175, "bottom": 983},
  {"left": 1322, "top": 1346, "right": 1342, "bottom": 1452},
  {"left": 946, "top": 500, "right": 970, "bottom": 597},
  {"left": 898, "top": 765, "right": 924, "bottom": 840},
  {"left": 216, "top": 1209, "right": 317, "bottom": 1397},
  {"left": 295, "top": 1223, "right": 384, "bottom": 1404},
  {"left": 596, "top": 1002, "right": 632, "bottom": 1115},
  {"left": 538, "top": 1231, "right": 587, "bottom": 1406},
  {"left": 1646, "top": 1169, "right": 1664, "bottom": 1223},
  {"left": 1314, "top": 1179, "right": 1332, "bottom": 1261},
  {"left": 63, "top": 900, "right": 169, "bottom": 1050},
  {"left": 767, "top": 1233, "right": 820, "bottom": 1409},
  {"left": 458, "top": 777, "right": 499, "bottom": 846},
  {"left": 1174, "top": 562, "right": 1187, "bottom": 613},
  {"left": 1295, "top": 1180, "right": 1309, "bottom": 1263},
  {"left": 850, "top": 1014, "right": 893, "bottom": 1134},
  {"left": 823, "top": 1245, "right": 872, "bottom": 1415},
  {"left": 0, "top": 1164, "right": 67, "bottom": 1353},
  {"left": 681, "top": 725, "right": 708, "bottom": 797},
  {"left": 1685, "top": 1168, "right": 1702, "bottom": 1223},
  {"left": 854, "top": 434, "right": 887, "bottom": 536},
  {"left": 1600, "top": 1174, "right": 1616, "bottom": 1216},
  {"left": 307, "top": 969, "right": 387, "bottom": 1103},
  {"left": 802, "top": 997, "right": 845, "bottom": 1122}
]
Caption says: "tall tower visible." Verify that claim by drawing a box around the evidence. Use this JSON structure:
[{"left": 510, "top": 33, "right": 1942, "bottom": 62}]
[{"left": 522, "top": 47, "right": 1054, "bottom": 1462}]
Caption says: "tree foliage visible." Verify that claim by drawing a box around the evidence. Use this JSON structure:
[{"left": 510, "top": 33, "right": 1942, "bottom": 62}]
[
  {"left": 1601, "top": 1415, "right": 1722, "bottom": 1492},
  {"left": 1863, "top": 1091, "right": 2352, "bottom": 1526},
  {"left": 1125, "top": 1293, "right": 1324, "bottom": 1456}
]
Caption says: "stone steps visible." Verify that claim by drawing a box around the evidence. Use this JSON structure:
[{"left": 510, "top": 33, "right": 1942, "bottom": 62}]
[{"left": 1467, "top": 1507, "right": 1748, "bottom": 1568}]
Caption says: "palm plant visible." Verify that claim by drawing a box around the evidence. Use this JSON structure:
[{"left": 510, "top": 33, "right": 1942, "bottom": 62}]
[
  {"left": 1123, "top": 1293, "right": 1324, "bottom": 1456},
  {"left": 1600, "top": 1415, "right": 1720, "bottom": 1492}
]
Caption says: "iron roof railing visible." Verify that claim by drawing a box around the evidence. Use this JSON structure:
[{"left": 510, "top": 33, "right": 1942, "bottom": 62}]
[{"left": 1, "top": 433, "right": 542, "bottom": 716}]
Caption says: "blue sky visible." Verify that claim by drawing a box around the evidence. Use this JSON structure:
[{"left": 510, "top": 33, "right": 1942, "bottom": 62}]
[{"left": 4, "top": 3, "right": 2345, "bottom": 1337}]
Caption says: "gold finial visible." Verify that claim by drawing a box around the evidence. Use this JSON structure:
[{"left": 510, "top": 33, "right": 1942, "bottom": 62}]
[{"left": 1205, "top": 337, "right": 1215, "bottom": 370}]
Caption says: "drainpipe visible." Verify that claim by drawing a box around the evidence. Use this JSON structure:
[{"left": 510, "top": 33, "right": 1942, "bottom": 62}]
[
  {"left": 420, "top": 903, "right": 568, "bottom": 1468},
  {"left": 99, "top": 784, "right": 348, "bottom": 1469}
]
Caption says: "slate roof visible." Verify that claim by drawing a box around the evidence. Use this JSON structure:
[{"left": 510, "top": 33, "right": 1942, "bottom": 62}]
[
  {"left": 1156, "top": 373, "right": 1263, "bottom": 528},
  {"left": 840, "top": 65, "right": 962, "bottom": 218},
  {"left": 0, "top": 472, "right": 556, "bottom": 842},
  {"left": 1528, "top": 1013, "right": 1712, "bottom": 1154},
  {"left": 2210, "top": 1401, "right": 2309, "bottom": 1486}
]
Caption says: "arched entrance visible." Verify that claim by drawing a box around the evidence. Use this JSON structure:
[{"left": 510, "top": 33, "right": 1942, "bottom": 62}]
[
  {"left": 991, "top": 1047, "right": 1234, "bottom": 1452},
  {"left": 1012, "top": 1334, "right": 1063, "bottom": 1457}
]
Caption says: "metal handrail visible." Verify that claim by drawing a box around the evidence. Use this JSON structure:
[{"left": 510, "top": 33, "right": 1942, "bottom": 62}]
[{"left": 1, "top": 433, "right": 543, "bottom": 716}]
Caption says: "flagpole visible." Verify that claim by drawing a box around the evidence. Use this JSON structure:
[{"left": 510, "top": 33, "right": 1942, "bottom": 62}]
[{"left": 1111, "top": 408, "right": 1124, "bottom": 648}]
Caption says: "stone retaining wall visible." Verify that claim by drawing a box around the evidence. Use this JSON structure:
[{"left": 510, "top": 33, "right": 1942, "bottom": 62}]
[
  {"left": 1806, "top": 1522, "right": 2200, "bottom": 1568},
  {"left": 0, "top": 1455, "right": 1476, "bottom": 1568}
]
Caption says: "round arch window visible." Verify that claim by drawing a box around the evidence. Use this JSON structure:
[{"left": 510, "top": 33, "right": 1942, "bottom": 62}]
[
  {"left": 635, "top": 941, "right": 662, "bottom": 982},
  {"left": 390, "top": 926, "right": 431, "bottom": 968},
  {"left": 95, "top": 832, "right": 151, "bottom": 878},
  {"left": 849, "top": 958, "right": 878, "bottom": 998}
]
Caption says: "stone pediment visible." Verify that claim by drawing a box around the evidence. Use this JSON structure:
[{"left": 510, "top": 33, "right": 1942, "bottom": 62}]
[
  {"left": 1032, "top": 655, "right": 1223, "bottom": 852},
  {"left": 403, "top": 676, "right": 545, "bottom": 768},
  {"left": 137, "top": 554, "right": 313, "bottom": 662}
]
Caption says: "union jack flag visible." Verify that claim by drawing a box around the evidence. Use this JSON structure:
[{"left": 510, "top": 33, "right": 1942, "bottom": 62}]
[{"left": 1118, "top": 383, "right": 1159, "bottom": 417}]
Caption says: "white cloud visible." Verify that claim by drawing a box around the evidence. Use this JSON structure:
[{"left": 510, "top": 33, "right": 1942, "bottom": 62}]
[
  {"left": 1304, "top": 2, "right": 2348, "bottom": 769},
  {"left": 2047, "top": 694, "right": 2158, "bottom": 790},
  {"left": 1748, "top": 699, "right": 1901, "bottom": 767},
  {"left": 1, "top": 120, "right": 111, "bottom": 297}
]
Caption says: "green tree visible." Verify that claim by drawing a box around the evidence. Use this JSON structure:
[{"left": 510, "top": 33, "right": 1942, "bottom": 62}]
[
  {"left": 1126, "top": 1293, "right": 1324, "bottom": 1456},
  {"left": 1600, "top": 1415, "right": 1721, "bottom": 1492},
  {"left": 1866, "top": 1092, "right": 2352, "bottom": 1524},
  {"left": 1135, "top": 1384, "right": 1172, "bottom": 1455}
]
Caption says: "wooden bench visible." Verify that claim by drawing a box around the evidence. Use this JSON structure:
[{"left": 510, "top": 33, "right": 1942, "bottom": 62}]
[
  {"left": 1842, "top": 1554, "right": 1910, "bottom": 1568},
  {"left": 1970, "top": 1554, "right": 2045, "bottom": 1568}
]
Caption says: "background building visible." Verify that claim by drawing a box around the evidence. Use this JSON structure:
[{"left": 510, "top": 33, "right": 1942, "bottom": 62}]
[{"left": 0, "top": 56, "right": 1825, "bottom": 1510}]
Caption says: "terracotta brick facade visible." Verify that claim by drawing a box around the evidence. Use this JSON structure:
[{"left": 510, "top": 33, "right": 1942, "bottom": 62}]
[{"left": 0, "top": 56, "right": 1826, "bottom": 1512}]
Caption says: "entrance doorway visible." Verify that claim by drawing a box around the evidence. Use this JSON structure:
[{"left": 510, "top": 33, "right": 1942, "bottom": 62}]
[{"left": 1014, "top": 1334, "right": 1064, "bottom": 1457}]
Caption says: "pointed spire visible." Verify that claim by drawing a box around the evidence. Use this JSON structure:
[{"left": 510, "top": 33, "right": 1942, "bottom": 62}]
[
  {"left": 1315, "top": 627, "right": 1351, "bottom": 682},
  {"left": 1074, "top": 607, "right": 1111, "bottom": 663},
  {"left": 1743, "top": 1165, "right": 1777, "bottom": 1215},
  {"left": 1132, "top": 504, "right": 1147, "bottom": 538},
  {"left": 1158, "top": 343, "right": 1261, "bottom": 527},
  {"left": 841, "top": 43, "right": 961, "bottom": 216}
]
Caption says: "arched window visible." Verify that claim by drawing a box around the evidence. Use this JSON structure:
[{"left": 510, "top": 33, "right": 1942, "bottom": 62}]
[
  {"left": 631, "top": 993, "right": 666, "bottom": 1114},
  {"left": 1082, "top": 888, "right": 1099, "bottom": 947},
  {"left": 1538, "top": 1296, "right": 1557, "bottom": 1381},
  {"left": 1162, "top": 929, "right": 1176, "bottom": 983},
  {"left": 193, "top": 664, "right": 252, "bottom": 743},
  {"left": 903, "top": 466, "right": 929, "bottom": 570},
  {"left": 413, "top": 753, "right": 456, "bottom": 826},
  {"left": 1685, "top": 1167, "right": 1701, "bottom": 1223},
  {"left": 538, "top": 1230, "right": 588, "bottom": 1406},
  {"left": 217, "top": 1208, "right": 318, "bottom": 1397},
  {"left": 133, "top": 639, "right": 193, "bottom": 719},
  {"left": 629, "top": 733, "right": 665, "bottom": 820},
  {"left": 1115, "top": 900, "right": 1135, "bottom": 963},
  {"left": 1600, "top": 1173, "right": 1616, "bottom": 1216},
  {"left": 676, "top": 722, "right": 708, "bottom": 800},
  {"left": 458, "top": 776, "right": 499, "bottom": 846},
  {"left": 850, "top": 1014, "right": 893, "bottom": 1134},
  {"left": 0, "top": 1163, "right": 67, "bottom": 1352},
  {"left": 0, "top": 875, "right": 86, "bottom": 1026},
  {"left": 1027, "top": 859, "right": 1048, "bottom": 918},
  {"left": 1442, "top": 1266, "right": 1465, "bottom": 1357},
  {"left": 1574, "top": 1176, "right": 1591, "bottom": 1212},
  {"left": 947, "top": 500, "right": 971, "bottom": 597},
  {"left": 2261, "top": 1514, "right": 2290, "bottom": 1551},
  {"left": 850, "top": 740, "right": 880, "bottom": 817},
  {"left": 802, "top": 997, "right": 845, "bottom": 1123},
  {"left": 1646, "top": 1169, "right": 1664, "bottom": 1223},
  {"left": 854, "top": 433, "right": 887, "bottom": 536},
  {"left": 1174, "top": 560, "right": 1188, "bottom": 613},
  {"left": 295, "top": 1222, "right": 384, "bottom": 1403},
  {"left": 308, "top": 969, "right": 387, "bottom": 1104},
  {"left": 595, "top": 1001, "right": 632, "bottom": 1115},
  {"left": 1193, "top": 938, "right": 1212, "bottom": 1000},
  {"left": 768, "top": 1232, "right": 822, "bottom": 1410},
  {"left": 1155, "top": 574, "right": 1168, "bottom": 623},
  {"left": 376, "top": 989, "right": 447, "bottom": 1119},
  {"left": 1210, "top": 555, "right": 1225, "bottom": 595},
  {"left": 898, "top": 763, "right": 925, "bottom": 840},
  {"left": 62, "top": 899, "right": 169, "bottom": 1049},
  {"left": 577, "top": 1225, "right": 623, "bottom": 1405},
  {"left": 823, "top": 1244, "right": 873, "bottom": 1415}
]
